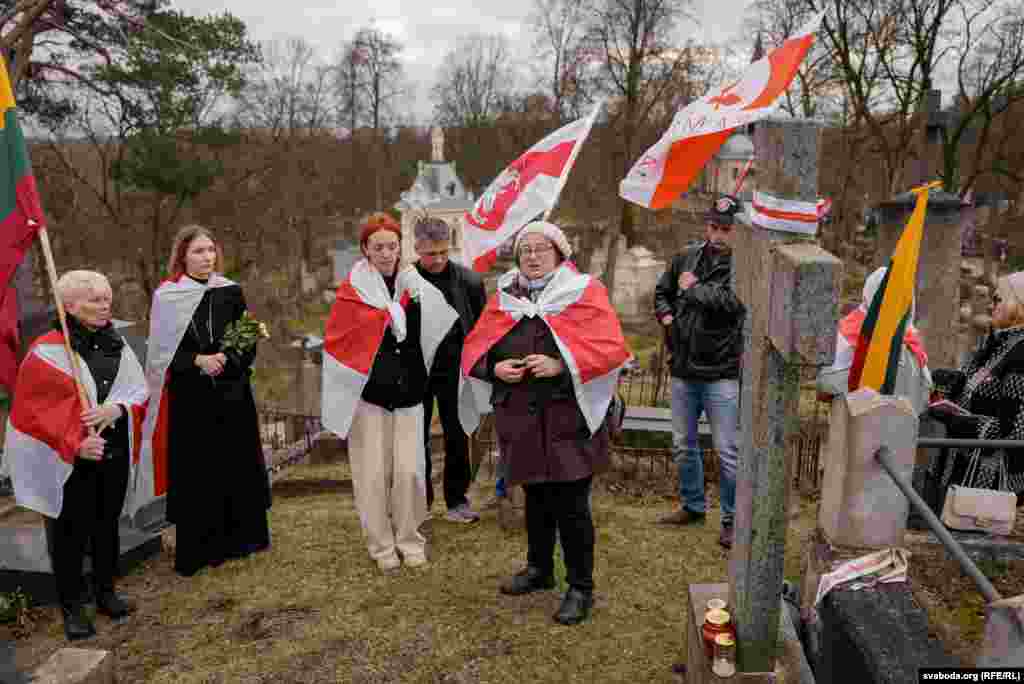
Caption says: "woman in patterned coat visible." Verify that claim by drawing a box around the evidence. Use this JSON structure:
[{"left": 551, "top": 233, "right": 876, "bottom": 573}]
[{"left": 932, "top": 271, "right": 1024, "bottom": 503}]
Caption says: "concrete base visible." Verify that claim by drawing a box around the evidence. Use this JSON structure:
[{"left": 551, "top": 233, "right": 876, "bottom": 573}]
[
  {"left": 0, "top": 502, "right": 162, "bottom": 605},
  {"left": 308, "top": 432, "right": 347, "bottom": 465},
  {"left": 977, "top": 594, "right": 1024, "bottom": 667},
  {"left": 687, "top": 583, "right": 777, "bottom": 684},
  {"left": 31, "top": 648, "right": 114, "bottom": 684}
]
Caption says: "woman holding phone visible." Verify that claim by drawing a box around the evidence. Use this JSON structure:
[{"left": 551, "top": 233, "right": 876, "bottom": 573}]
[{"left": 459, "top": 221, "right": 631, "bottom": 626}]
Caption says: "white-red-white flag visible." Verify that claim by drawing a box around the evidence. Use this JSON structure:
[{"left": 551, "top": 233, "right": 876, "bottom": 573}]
[
  {"left": 620, "top": 12, "right": 823, "bottom": 210},
  {"left": 131, "top": 274, "right": 235, "bottom": 519},
  {"left": 462, "top": 102, "right": 602, "bottom": 273},
  {"left": 5, "top": 330, "right": 147, "bottom": 518},
  {"left": 458, "top": 263, "right": 632, "bottom": 436},
  {"left": 321, "top": 260, "right": 457, "bottom": 438}
]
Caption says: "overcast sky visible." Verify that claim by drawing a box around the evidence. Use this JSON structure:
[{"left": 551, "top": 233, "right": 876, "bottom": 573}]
[{"left": 171, "top": 0, "right": 753, "bottom": 124}]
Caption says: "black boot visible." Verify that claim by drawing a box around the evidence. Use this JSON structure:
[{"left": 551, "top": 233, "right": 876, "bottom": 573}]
[
  {"left": 96, "top": 590, "right": 135, "bottom": 619},
  {"left": 553, "top": 588, "right": 593, "bottom": 625},
  {"left": 61, "top": 603, "right": 96, "bottom": 641},
  {"left": 500, "top": 566, "right": 555, "bottom": 596}
]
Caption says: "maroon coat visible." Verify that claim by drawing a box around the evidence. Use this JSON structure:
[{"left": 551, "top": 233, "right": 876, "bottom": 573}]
[{"left": 471, "top": 284, "right": 610, "bottom": 486}]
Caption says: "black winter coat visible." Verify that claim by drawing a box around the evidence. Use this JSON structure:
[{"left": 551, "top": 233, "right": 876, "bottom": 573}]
[{"left": 653, "top": 241, "right": 746, "bottom": 381}]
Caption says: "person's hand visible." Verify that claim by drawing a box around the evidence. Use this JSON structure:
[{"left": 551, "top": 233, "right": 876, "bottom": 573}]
[
  {"left": 678, "top": 272, "right": 698, "bottom": 291},
  {"left": 196, "top": 354, "right": 225, "bottom": 376},
  {"left": 78, "top": 434, "right": 106, "bottom": 461},
  {"left": 524, "top": 354, "right": 564, "bottom": 379},
  {"left": 495, "top": 359, "right": 527, "bottom": 384},
  {"left": 660, "top": 314, "right": 674, "bottom": 326},
  {"left": 81, "top": 404, "right": 121, "bottom": 430}
]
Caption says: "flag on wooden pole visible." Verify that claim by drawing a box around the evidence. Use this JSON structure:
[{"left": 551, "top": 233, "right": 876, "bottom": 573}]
[
  {"left": 619, "top": 12, "right": 823, "bottom": 210},
  {"left": 0, "top": 55, "right": 45, "bottom": 391},
  {"left": 849, "top": 181, "right": 942, "bottom": 393}
]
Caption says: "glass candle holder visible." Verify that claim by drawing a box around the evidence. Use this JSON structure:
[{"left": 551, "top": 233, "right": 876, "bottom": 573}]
[{"left": 712, "top": 633, "right": 736, "bottom": 678}]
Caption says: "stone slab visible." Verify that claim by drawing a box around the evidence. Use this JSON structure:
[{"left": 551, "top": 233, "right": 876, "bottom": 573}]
[
  {"left": 817, "top": 583, "right": 958, "bottom": 682},
  {"left": 977, "top": 594, "right": 1024, "bottom": 667},
  {"left": 0, "top": 506, "right": 161, "bottom": 605},
  {"left": 30, "top": 648, "right": 114, "bottom": 684},
  {"left": 818, "top": 394, "right": 918, "bottom": 548},
  {"left": 768, "top": 243, "right": 842, "bottom": 364}
]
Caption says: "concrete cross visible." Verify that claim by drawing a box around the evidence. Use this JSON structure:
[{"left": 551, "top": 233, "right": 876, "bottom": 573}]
[{"left": 727, "top": 118, "right": 841, "bottom": 675}]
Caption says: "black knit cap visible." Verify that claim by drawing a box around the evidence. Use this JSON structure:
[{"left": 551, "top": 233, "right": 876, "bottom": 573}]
[{"left": 705, "top": 194, "right": 744, "bottom": 226}]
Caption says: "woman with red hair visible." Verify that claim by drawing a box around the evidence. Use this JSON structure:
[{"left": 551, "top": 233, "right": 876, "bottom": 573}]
[{"left": 322, "top": 213, "right": 457, "bottom": 572}]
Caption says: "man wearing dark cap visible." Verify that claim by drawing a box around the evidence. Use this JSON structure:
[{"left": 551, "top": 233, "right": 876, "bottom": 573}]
[{"left": 653, "top": 195, "right": 747, "bottom": 549}]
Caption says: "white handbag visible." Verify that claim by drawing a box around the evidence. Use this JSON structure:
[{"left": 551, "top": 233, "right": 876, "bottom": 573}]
[{"left": 941, "top": 452, "right": 1017, "bottom": 536}]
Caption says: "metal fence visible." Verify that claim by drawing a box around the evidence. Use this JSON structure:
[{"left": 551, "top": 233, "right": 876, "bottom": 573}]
[
  {"left": 468, "top": 344, "right": 833, "bottom": 493},
  {"left": 256, "top": 405, "right": 323, "bottom": 476}
]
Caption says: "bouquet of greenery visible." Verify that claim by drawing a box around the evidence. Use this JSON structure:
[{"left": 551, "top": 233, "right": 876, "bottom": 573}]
[{"left": 221, "top": 311, "right": 271, "bottom": 355}]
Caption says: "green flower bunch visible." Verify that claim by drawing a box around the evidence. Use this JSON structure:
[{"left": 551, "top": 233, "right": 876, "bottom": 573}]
[{"left": 221, "top": 311, "right": 270, "bottom": 354}]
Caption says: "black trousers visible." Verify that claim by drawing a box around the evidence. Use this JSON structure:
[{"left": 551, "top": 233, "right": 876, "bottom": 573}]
[
  {"left": 523, "top": 477, "right": 594, "bottom": 593},
  {"left": 46, "top": 454, "right": 129, "bottom": 607},
  {"left": 423, "top": 371, "right": 472, "bottom": 510}
]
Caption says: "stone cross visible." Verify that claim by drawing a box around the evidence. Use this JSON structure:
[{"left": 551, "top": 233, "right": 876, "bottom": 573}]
[
  {"left": 728, "top": 118, "right": 841, "bottom": 674},
  {"left": 903, "top": 89, "right": 979, "bottom": 189},
  {"left": 431, "top": 126, "right": 445, "bottom": 163}
]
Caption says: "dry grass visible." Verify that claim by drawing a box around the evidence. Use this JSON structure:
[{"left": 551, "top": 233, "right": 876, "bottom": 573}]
[{"left": 8, "top": 462, "right": 819, "bottom": 683}]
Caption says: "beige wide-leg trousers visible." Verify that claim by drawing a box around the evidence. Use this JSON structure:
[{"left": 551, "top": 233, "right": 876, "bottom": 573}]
[{"left": 347, "top": 401, "right": 427, "bottom": 564}]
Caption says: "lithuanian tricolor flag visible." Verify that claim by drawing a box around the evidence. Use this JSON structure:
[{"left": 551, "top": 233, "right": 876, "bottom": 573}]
[
  {"left": 849, "top": 181, "right": 942, "bottom": 394},
  {"left": 0, "top": 56, "right": 44, "bottom": 392}
]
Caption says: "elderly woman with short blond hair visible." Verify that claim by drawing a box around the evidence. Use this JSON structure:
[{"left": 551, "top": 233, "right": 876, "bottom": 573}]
[
  {"left": 932, "top": 271, "right": 1024, "bottom": 503},
  {"left": 4, "top": 270, "right": 147, "bottom": 641}
]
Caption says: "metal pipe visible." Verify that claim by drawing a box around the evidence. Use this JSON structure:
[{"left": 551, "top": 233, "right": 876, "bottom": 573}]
[
  {"left": 917, "top": 438, "right": 1024, "bottom": 449},
  {"left": 874, "top": 445, "right": 1002, "bottom": 604}
]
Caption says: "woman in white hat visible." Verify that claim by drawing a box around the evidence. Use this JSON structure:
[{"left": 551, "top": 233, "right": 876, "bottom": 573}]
[
  {"left": 931, "top": 271, "right": 1024, "bottom": 503},
  {"left": 459, "top": 220, "right": 631, "bottom": 625}
]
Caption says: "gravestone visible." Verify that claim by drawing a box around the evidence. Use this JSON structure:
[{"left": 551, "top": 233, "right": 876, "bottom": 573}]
[
  {"left": 728, "top": 118, "right": 840, "bottom": 675},
  {"left": 329, "top": 240, "right": 362, "bottom": 287}
]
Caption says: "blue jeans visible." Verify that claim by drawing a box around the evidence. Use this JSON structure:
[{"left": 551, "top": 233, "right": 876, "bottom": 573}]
[{"left": 670, "top": 378, "right": 739, "bottom": 526}]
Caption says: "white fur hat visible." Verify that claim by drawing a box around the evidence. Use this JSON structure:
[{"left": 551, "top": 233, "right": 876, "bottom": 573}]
[{"left": 514, "top": 220, "right": 572, "bottom": 260}]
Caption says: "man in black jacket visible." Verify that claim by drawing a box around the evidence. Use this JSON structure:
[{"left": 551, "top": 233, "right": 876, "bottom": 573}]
[
  {"left": 653, "top": 195, "right": 747, "bottom": 549},
  {"left": 414, "top": 217, "right": 488, "bottom": 522}
]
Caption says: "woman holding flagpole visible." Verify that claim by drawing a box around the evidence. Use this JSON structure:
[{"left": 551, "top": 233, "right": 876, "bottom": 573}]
[
  {"left": 459, "top": 221, "right": 631, "bottom": 625},
  {"left": 321, "top": 213, "right": 457, "bottom": 572},
  {"left": 4, "top": 271, "right": 148, "bottom": 641},
  {"left": 139, "top": 225, "right": 270, "bottom": 577}
]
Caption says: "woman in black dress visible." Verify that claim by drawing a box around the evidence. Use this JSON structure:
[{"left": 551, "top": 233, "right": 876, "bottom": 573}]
[{"left": 147, "top": 224, "right": 271, "bottom": 576}]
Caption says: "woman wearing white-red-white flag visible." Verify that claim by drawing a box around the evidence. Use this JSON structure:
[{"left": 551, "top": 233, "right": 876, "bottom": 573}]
[
  {"left": 462, "top": 101, "right": 602, "bottom": 273},
  {"left": 321, "top": 213, "right": 457, "bottom": 573},
  {"left": 4, "top": 270, "right": 147, "bottom": 640},
  {"left": 136, "top": 225, "right": 271, "bottom": 577},
  {"left": 458, "top": 221, "right": 631, "bottom": 626},
  {"left": 619, "top": 12, "right": 823, "bottom": 210}
]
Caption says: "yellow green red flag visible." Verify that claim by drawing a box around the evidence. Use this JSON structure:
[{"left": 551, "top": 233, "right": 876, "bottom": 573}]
[
  {"left": 0, "top": 55, "right": 45, "bottom": 391},
  {"left": 849, "top": 181, "right": 942, "bottom": 394}
]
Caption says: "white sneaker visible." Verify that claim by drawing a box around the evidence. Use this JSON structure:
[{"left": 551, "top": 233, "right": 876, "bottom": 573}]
[
  {"left": 377, "top": 555, "right": 401, "bottom": 572},
  {"left": 403, "top": 553, "right": 428, "bottom": 568},
  {"left": 445, "top": 503, "right": 481, "bottom": 523}
]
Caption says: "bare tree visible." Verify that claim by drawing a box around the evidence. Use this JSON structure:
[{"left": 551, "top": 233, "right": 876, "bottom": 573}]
[
  {"left": 529, "top": 0, "right": 594, "bottom": 124},
  {"left": 235, "top": 37, "right": 334, "bottom": 140},
  {"left": 810, "top": 0, "right": 980, "bottom": 194},
  {"left": 940, "top": 2, "right": 1024, "bottom": 193},
  {"left": 432, "top": 33, "right": 517, "bottom": 128},
  {"left": 585, "top": 0, "right": 697, "bottom": 293}
]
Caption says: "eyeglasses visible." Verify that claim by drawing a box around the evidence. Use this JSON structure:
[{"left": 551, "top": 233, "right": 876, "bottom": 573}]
[
  {"left": 519, "top": 244, "right": 555, "bottom": 258},
  {"left": 708, "top": 223, "right": 733, "bottom": 234}
]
